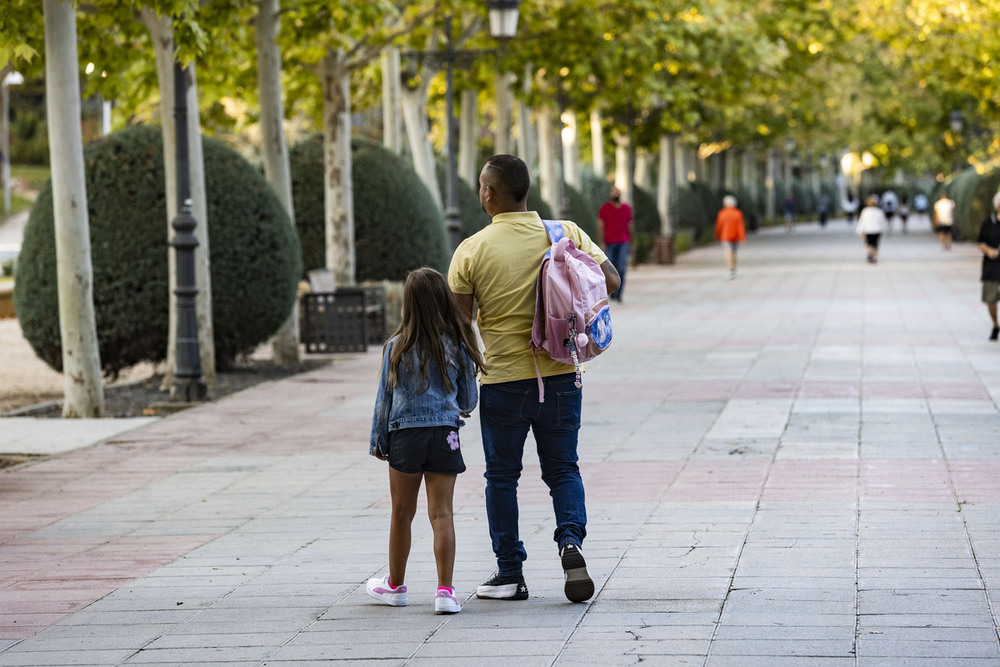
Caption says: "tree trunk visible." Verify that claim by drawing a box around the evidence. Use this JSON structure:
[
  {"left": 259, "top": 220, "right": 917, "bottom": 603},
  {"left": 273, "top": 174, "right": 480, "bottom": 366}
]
[
  {"left": 321, "top": 49, "right": 356, "bottom": 286},
  {"left": 766, "top": 149, "right": 777, "bottom": 219},
  {"left": 401, "top": 77, "right": 443, "bottom": 214},
  {"left": 381, "top": 48, "right": 403, "bottom": 154},
  {"left": 494, "top": 72, "right": 513, "bottom": 155},
  {"left": 590, "top": 110, "right": 605, "bottom": 178},
  {"left": 43, "top": 0, "right": 104, "bottom": 418},
  {"left": 657, "top": 135, "right": 673, "bottom": 236},
  {"left": 613, "top": 131, "right": 632, "bottom": 203},
  {"left": 515, "top": 65, "right": 536, "bottom": 170},
  {"left": 257, "top": 0, "right": 299, "bottom": 365},
  {"left": 141, "top": 9, "right": 216, "bottom": 390},
  {"left": 634, "top": 147, "right": 650, "bottom": 191},
  {"left": 458, "top": 88, "right": 477, "bottom": 188},
  {"left": 724, "top": 149, "right": 737, "bottom": 192},
  {"left": 536, "top": 106, "right": 558, "bottom": 215},
  {"left": 562, "top": 109, "right": 580, "bottom": 190}
]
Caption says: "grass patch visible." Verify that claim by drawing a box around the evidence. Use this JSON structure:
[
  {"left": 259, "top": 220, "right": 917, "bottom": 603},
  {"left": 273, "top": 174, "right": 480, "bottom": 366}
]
[{"left": 11, "top": 164, "right": 50, "bottom": 191}]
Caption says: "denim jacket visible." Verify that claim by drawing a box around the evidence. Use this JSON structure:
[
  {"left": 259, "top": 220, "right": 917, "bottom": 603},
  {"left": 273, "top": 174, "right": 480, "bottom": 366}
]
[{"left": 369, "top": 336, "right": 479, "bottom": 457}]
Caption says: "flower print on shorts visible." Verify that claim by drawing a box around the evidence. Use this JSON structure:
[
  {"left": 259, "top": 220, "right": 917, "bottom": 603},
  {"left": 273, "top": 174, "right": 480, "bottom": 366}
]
[{"left": 447, "top": 430, "right": 460, "bottom": 451}]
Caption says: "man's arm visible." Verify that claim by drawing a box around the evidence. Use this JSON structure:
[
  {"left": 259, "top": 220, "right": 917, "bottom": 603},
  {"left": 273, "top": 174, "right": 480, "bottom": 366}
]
[
  {"left": 601, "top": 260, "right": 621, "bottom": 295},
  {"left": 453, "top": 291, "right": 475, "bottom": 325},
  {"left": 980, "top": 243, "right": 1000, "bottom": 260}
]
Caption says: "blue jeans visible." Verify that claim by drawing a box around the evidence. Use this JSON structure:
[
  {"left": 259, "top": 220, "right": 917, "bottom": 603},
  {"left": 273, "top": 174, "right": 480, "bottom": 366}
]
[
  {"left": 480, "top": 374, "right": 586, "bottom": 577},
  {"left": 605, "top": 242, "right": 629, "bottom": 299}
]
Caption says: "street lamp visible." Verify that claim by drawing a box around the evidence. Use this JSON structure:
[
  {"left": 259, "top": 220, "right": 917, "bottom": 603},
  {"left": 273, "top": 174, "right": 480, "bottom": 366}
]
[
  {"left": 2, "top": 71, "right": 25, "bottom": 214},
  {"left": 404, "top": 1, "right": 520, "bottom": 251},
  {"left": 169, "top": 60, "right": 206, "bottom": 403},
  {"left": 487, "top": 0, "right": 520, "bottom": 40},
  {"left": 949, "top": 109, "right": 965, "bottom": 173},
  {"left": 949, "top": 109, "right": 964, "bottom": 135}
]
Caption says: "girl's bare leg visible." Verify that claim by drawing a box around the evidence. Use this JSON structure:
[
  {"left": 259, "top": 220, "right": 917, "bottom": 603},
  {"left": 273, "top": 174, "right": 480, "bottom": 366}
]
[
  {"left": 423, "top": 472, "right": 458, "bottom": 588},
  {"left": 388, "top": 468, "right": 423, "bottom": 586}
]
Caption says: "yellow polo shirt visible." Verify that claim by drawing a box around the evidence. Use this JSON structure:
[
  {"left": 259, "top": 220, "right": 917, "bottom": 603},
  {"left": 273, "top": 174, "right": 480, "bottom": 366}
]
[{"left": 448, "top": 211, "right": 608, "bottom": 384}]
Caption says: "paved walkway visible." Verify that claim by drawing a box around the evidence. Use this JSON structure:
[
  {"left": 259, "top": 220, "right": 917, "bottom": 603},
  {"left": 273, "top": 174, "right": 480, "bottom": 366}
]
[{"left": 1, "top": 216, "right": 999, "bottom": 666}]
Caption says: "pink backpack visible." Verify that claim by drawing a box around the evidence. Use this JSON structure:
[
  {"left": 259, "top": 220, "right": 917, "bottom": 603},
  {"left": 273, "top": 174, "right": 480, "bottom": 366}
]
[{"left": 530, "top": 220, "right": 613, "bottom": 402}]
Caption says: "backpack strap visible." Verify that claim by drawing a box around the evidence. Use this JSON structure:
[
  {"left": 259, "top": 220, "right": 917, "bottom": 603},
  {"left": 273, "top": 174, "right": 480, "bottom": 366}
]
[
  {"left": 541, "top": 219, "right": 565, "bottom": 245},
  {"left": 531, "top": 219, "right": 564, "bottom": 404}
]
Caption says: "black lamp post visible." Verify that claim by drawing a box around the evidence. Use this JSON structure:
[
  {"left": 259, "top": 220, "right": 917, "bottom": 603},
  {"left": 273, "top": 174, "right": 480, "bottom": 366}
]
[
  {"left": 170, "top": 60, "right": 206, "bottom": 403},
  {"left": 949, "top": 109, "right": 965, "bottom": 173},
  {"left": 404, "top": 1, "right": 519, "bottom": 252}
]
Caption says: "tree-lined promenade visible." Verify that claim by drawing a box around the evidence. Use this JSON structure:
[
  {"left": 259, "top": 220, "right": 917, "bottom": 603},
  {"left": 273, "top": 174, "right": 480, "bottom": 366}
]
[
  {"left": 2, "top": 0, "right": 999, "bottom": 416},
  {"left": 1, "top": 220, "right": 999, "bottom": 663}
]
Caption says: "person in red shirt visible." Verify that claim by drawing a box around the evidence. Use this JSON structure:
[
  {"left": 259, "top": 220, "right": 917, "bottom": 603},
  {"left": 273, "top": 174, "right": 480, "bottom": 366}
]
[
  {"left": 715, "top": 195, "right": 746, "bottom": 279},
  {"left": 597, "top": 186, "right": 635, "bottom": 301}
]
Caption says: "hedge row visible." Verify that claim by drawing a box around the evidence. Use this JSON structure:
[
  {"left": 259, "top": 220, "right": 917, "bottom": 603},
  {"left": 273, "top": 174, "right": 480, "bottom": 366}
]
[{"left": 15, "top": 125, "right": 301, "bottom": 377}]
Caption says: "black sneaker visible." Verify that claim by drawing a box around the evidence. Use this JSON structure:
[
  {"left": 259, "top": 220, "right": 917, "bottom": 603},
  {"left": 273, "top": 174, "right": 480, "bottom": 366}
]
[
  {"left": 991, "top": 326, "right": 999, "bottom": 341},
  {"left": 476, "top": 572, "right": 529, "bottom": 600},
  {"left": 560, "top": 544, "right": 594, "bottom": 602}
]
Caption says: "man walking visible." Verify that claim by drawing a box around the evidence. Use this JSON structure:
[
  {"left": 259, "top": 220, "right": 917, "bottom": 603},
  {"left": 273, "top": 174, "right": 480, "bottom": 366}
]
[
  {"left": 934, "top": 191, "right": 956, "bottom": 250},
  {"left": 597, "top": 185, "right": 634, "bottom": 301},
  {"left": 448, "top": 155, "right": 620, "bottom": 603},
  {"left": 977, "top": 191, "right": 1000, "bottom": 341}
]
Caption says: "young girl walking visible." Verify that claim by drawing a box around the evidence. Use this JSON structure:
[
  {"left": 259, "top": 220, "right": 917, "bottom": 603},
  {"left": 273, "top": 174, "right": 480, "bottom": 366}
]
[{"left": 367, "top": 268, "right": 485, "bottom": 614}]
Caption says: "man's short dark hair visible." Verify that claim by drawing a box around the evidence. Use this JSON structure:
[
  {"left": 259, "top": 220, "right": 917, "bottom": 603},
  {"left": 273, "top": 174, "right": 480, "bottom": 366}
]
[{"left": 484, "top": 154, "right": 530, "bottom": 204}]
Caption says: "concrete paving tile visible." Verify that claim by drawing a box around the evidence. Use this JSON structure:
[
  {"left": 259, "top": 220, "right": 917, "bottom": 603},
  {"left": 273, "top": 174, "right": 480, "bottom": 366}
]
[
  {"left": 122, "top": 646, "right": 270, "bottom": 664},
  {"left": 709, "top": 638, "right": 854, "bottom": 656},
  {"left": 410, "top": 658, "right": 549, "bottom": 667},
  {"left": 857, "top": 613, "right": 995, "bottom": 629},
  {"left": 707, "top": 658, "right": 854, "bottom": 667},
  {"left": 0, "top": 649, "right": 137, "bottom": 666},
  {"left": 555, "top": 638, "right": 711, "bottom": 657},
  {"left": 856, "top": 638, "right": 1000, "bottom": 659}
]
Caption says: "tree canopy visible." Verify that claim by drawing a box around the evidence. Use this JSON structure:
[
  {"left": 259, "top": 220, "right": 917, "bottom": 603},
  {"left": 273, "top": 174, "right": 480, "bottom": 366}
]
[{"left": 4, "top": 0, "right": 997, "bottom": 178}]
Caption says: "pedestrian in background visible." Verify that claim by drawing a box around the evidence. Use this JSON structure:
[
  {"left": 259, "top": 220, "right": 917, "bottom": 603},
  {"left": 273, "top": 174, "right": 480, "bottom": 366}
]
[
  {"left": 842, "top": 192, "right": 860, "bottom": 222},
  {"left": 933, "top": 191, "right": 956, "bottom": 250},
  {"left": 882, "top": 189, "right": 899, "bottom": 231},
  {"left": 856, "top": 196, "right": 888, "bottom": 264},
  {"left": 783, "top": 194, "right": 797, "bottom": 231},
  {"left": 977, "top": 192, "right": 1000, "bottom": 341},
  {"left": 817, "top": 192, "right": 831, "bottom": 227},
  {"left": 597, "top": 185, "right": 634, "bottom": 302},
  {"left": 898, "top": 197, "right": 910, "bottom": 233},
  {"left": 367, "top": 267, "right": 486, "bottom": 615},
  {"left": 715, "top": 194, "right": 746, "bottom": 280}
]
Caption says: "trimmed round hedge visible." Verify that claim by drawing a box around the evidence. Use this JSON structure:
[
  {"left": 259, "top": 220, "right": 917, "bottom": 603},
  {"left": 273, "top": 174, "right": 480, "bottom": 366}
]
[
  {"left": 291, "top": 136, "right": 450, "bottom": 281},
  {"left": 15, "top": 125, "right": 301, "bottom": 376}
]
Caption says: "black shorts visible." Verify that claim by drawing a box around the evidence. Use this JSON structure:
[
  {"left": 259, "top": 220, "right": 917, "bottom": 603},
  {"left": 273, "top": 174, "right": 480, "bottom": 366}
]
[
  {"left": 865, "top": 233, "right": 881, "bottom": 249},
  {"left": 388, "top": 425, "right": 466, "bottom": 475},
  {"left": 939, "top": 225, "right": 953, "bottom": 237}
]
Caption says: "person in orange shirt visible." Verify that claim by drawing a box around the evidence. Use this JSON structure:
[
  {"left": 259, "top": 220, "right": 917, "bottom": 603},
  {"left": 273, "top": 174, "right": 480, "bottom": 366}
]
[{"left": 715, "top": 195, "right": 747, "bottom": 279}]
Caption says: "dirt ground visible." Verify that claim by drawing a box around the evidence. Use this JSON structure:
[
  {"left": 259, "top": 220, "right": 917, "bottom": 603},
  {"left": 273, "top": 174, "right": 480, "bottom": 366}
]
[{"left": 0, "top": 318, "right": 330, "bottom": 418}]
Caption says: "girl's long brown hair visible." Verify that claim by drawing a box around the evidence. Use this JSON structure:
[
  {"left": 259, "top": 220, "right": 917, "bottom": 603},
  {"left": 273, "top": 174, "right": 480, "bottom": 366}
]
[{"left": 385, "top": 267, "right": 486, "bottom": 392}]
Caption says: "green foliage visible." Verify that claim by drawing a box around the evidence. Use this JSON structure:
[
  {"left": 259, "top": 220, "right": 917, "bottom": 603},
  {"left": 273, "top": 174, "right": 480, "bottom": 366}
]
[
  {"left": 434, "top": 162, "right": 490, "bottom": 239},
  {"left": 14, "top": 125, "right": 301, "bottom": 377},
  {"left": 563, "top": 183, "right": 597, "bottom": 240},
  {"left": 631, "top": 185, "right": 662, "bottom": 264},
  {"left": 677, "top": 181, "right": 724, "bottom": 243},
  {"left": 290, "top": 135, "right": 450, "bottom": 281},
  {"left": 528, "top": 185, "right": 554, "bottom": 220},
  {"left": 950, "top": 163, "right": 1000, "bottom": 241}
]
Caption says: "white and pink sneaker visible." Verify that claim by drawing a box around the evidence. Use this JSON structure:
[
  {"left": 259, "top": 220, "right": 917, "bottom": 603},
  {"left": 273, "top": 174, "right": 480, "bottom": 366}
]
[
  {"left": 366, "top": 574, "right": 407, "bottom": 606},
  {"left": 434, "top": 587, "right": 461, "bottom": 614}
]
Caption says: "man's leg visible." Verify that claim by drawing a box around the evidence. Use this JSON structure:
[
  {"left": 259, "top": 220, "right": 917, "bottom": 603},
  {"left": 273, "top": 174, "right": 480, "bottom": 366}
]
[
  {"left": 532, "top": 374, "right": 593, "bottom": 601},
  {"left": 607, "top": 243, "right": 627, "bottom": 300},
  {"left": 479, "top": 381, "right": 532, "bottom": 577}
]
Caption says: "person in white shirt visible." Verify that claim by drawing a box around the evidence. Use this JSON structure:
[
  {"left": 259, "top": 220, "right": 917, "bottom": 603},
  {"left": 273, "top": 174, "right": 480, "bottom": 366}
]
[
  {"left": 933, "top": 191, "right": 956, "bottom": 250},
  {"left": 856, "top": 196, "right": 888, "bottom": 264}
]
